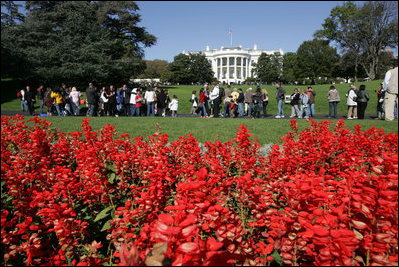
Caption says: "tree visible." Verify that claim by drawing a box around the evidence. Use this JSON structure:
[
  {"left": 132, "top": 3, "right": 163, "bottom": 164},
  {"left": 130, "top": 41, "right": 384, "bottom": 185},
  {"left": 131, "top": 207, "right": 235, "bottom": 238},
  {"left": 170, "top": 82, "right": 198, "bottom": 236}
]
[
  {"left": 253, "top": 52, "right": 282, "bottom": 84},
  {"left": 1, "top": 1, "right": 27, "bottom": 78},
  {"left": 315, "top": 1, "right": 398, "bottom": 80},
  {"left": 138, "top": 60, "right": 169, "bottom": 78},
  {"left": 281, "top": 52, "right": 298, "bottom": 84},
  {"left": 168, "top": 53, "right": 213, "bottom": 84},
  {"left": 2, "top": 1, "right": 156, "bottom": 87},
  {"left": 295, "top": 39, "right": 340, "bottom": 82}
]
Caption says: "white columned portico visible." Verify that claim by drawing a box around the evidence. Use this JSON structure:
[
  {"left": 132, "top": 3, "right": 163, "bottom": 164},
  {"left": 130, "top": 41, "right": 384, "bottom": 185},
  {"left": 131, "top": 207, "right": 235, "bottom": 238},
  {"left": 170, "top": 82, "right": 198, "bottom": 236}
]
[
  {"left": 241, "top": 57, "right": 244, "bottom": 82},
  {"left": 234, "top": 57, "right": 237, "bottom": 81}
]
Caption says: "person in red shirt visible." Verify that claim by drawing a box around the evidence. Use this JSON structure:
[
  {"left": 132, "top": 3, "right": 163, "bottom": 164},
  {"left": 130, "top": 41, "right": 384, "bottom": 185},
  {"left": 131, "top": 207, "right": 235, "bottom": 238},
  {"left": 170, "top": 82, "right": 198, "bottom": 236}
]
[
  {"left": 135, "top": 89, "right": 143, "bottom": 116},
  {"left": 198, "top": 88, "right": 209, "bottom": 118}
]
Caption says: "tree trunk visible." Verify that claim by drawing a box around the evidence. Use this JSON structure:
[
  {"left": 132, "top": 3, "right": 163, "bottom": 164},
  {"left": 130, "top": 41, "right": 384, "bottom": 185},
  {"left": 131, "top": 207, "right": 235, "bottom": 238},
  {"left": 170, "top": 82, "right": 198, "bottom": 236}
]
[{"left": 354, "top": 56, "right": 358, "bottom": 82}]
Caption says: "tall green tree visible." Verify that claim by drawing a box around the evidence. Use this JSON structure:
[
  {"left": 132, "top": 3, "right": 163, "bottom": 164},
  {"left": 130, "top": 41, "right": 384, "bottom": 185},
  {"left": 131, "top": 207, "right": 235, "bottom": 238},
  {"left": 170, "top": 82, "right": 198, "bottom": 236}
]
[
  {"left": 295, "top": 39, "right": 340, "bottom": 82},
  {"left": 281, "top": 52, "right": 298, "bottom": 84},
  {"left": 253, "top": 52, "right": 282, "bottom": 84},
  {"left": 1, "top": 1, "right": 27, "bottom": 78},
  {"left": 315, "top": 1, "right": 398, "bottom": 80},
  {"left": 2, "top": 1, "right": 156, "bottom": 87},
  {"left": 168, "top": 53, "right": 213, "bottom": 84},
  {"left": 138, "top": 60, "right": 169, "bottom": 78}
]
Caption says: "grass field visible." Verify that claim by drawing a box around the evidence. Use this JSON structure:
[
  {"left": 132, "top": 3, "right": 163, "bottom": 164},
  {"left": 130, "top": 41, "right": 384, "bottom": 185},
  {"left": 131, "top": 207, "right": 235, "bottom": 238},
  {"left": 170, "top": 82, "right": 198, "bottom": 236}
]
[
  {"left": 1, "top": 78, "right": 386, "bottom": 117},
  {"left": 17, "top": 116, "right": 398, "bottom": 145}
]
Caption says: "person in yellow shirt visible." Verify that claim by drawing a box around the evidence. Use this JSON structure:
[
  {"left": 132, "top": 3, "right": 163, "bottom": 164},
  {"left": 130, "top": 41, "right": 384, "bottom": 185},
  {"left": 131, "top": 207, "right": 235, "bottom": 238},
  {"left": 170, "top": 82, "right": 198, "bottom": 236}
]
[
  {"left": 51, "top": 88, "right": 65, "bottom": 116},
  {"left": 230, "top": 88, "right": 239, "bottom": 117}
]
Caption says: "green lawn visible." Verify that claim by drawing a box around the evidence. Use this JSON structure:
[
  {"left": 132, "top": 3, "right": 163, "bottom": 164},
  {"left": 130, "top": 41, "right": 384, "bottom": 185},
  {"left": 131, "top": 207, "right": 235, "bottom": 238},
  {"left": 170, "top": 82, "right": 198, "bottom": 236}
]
[
  {"left": 2, "top": 78, "right": 385, "bottom": 117},
  {"left": 19, "top": 116, "right": 398, "bottom": 145}
]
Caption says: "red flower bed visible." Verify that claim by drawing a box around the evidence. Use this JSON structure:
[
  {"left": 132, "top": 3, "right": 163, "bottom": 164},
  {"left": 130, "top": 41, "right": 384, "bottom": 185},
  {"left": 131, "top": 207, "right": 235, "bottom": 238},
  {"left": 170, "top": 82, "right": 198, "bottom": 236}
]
[{"left": 1, "top": 115, "right": 398, "bottom": 266}]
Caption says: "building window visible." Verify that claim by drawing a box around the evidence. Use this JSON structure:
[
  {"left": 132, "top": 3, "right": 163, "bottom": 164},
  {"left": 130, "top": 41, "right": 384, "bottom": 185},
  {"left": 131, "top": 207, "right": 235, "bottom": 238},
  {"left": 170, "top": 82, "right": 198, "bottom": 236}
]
[
  {"left": 229, "top": 57, "right": 234, "bottom": 66},
  {"left": 243, "top": 58, "right": 246, "bottom": 66},
  {"left": 237, "top": 57, "right": 241, "bottom": 65},
  {"left": 217, "top": 58, "right": 221, "bottom": 66},
  {"left": 222, "top": 58, "right": 227, "bottom": 66}
]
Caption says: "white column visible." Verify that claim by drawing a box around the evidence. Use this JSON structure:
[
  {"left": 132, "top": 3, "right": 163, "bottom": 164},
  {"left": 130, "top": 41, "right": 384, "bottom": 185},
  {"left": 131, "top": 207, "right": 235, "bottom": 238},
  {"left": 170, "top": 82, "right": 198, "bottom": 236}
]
[
  {"left": 241, "top": 57, "right": 244, "bottom": 82},
  {"left": 234, "top": 57, "right": 237, "bottom": 81},
  {"left": 227, "top": 57, "right": 230, "bottom": 83}
]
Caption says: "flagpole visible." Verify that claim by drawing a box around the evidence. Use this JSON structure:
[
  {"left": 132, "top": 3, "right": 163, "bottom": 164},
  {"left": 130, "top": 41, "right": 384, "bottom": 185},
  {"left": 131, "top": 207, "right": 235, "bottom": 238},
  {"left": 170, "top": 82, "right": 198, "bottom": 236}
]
[{"left": 231, "top": 31, "right": 233, "bottom": 46}]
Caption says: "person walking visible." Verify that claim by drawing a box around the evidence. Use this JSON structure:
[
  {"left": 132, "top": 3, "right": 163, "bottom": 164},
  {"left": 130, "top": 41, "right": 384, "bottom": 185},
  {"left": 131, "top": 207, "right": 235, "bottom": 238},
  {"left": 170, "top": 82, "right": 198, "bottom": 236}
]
[
  {"left": 169, "top": 95, "right": 179, "bottom": 117},
  {"left": 382, "top": 66, "right": 398, "bottom": 121},
  {"left": 129, "top": 88, "right": 137, "bottom": 117},
  {"left": 51, "top": 88, "right": 65, "bottom": 116},
  {"left": 275, "top": 83, "right": 286, "bottom": 118},
  {"left": 69, "top": 87, "right": 82, "bottom": 116},
  {"left": 346, "top": 84, "right": 358, "bottom": 120},
  {"left": 356, "top": 84, "right": 370, "bottom": 120},
  {"left": 327, "top": 85, "right": 340, "bottom": 118}
]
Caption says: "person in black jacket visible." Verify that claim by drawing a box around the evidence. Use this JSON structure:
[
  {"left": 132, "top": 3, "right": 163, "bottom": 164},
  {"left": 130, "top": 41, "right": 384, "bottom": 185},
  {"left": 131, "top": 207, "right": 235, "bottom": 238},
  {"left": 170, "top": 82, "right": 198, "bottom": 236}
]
[
  {"left": 290, "top": 88, "right": 301, "bottom": 118},
  {"left": 252, "top": 86, "right": 263, "bottom": 119},
  {"left": 121, "top": 84, "right": 131, "bottom": 116},
  {"left": 356, "top": 84, "right": 370, "bottom": 119},
  {"left": 25, "top": 86, "right": 36, "bottom": 115},
  {"left": 86, "top": 82, "right": 98, "bottom": 117},
  {"left": 237, "top": 88, "right": 245, "bottom": 117},
  {"left": 156, "top": 89, "right": 167, "bottom": 117}
]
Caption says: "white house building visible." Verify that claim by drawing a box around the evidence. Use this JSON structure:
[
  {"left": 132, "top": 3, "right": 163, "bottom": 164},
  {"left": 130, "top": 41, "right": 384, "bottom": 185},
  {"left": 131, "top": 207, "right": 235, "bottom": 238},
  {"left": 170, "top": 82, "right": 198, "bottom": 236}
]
[{"left": 184, "top": 44, "right": 283, "bottom": 84}]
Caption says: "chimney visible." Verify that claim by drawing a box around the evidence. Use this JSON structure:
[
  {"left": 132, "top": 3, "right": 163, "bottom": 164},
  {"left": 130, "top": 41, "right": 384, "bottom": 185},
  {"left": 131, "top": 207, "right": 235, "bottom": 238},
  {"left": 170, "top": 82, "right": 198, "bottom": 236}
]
[{"left": 206, "top": 45, "right": 210, "bottom": 51}]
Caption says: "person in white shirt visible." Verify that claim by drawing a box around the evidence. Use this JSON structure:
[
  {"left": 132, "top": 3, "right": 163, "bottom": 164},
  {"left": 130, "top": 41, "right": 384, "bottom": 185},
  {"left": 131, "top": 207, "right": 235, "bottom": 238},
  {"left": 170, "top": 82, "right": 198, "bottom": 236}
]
[
  {"left": 144, "top": 87, "right": 156, "bottom": 117},
  {"left": 129, "top": 88, "right": 137, "bottom": 117},
  {"left": 382, "top": 66, "right": 398, "bottom": 121},
  {"left": 69, "top": 87, "right": 82, "bottom": 116},
  {"left": 209, "top": 82, "right": 220, "bottom": 117},
  {"left": 169, "top": 95, "right": 179, "bottom": 117},
  {"left": 190, "top": 90, "right": 198, "bottom": 115},
  {"left": 346, "top": 84, "right": 358, "bottom": 119}
]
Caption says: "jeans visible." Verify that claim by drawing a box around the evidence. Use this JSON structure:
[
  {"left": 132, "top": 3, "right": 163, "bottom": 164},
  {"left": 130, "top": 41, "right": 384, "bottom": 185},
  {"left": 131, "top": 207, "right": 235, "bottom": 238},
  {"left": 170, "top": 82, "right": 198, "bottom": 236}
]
[
  {"left": 277, "top": 99, "right": 284, "bottom": 116},
  {"left": 130, "top": 104, "right": 136, "bottom": 117},
  {"left": 223, "top": 103, "right": 231, "bottom": 117},
  {"left": 71, "top": 101, "right": 80, "bottom": 116},
  {"left": 55, "top": 103, "right": 64, "bottom": 116},
  {"left": 357, "top": 102, "right": 367, "bottom": 119},
  {"left": 200, "top": 104, "right": 208, "bottom": 117},
  {"left": 39, "top": 99, "right": 44, "bottom": 114},
  {"left": 262, "top": 101, "right": 268, "bottom": 116},
  {"left": 88, "top": 103, "right": 96, "bottom": 117},
  {"left": 246, "top": 102, "right": 253, "bottom": 116},
  {"left": 299, "top": 105, "right": 310, "bottom": 118},
  {"left": 291, "top": 105, "right": 300, "bottom": 117},
  {"left": 21, "top": 100, "right": 29, "bottom": 112},
  {"left": 136, "top": 107, "right": 141, "bottom": 116},
  {"left": 147, "top": 101, "right": 155, "bottom": 117},
  {"left": 329, "top": 101, "right": 338, "bottom": 118},
  {"left": 238, "top": 102, "right": 244, "bottom": 117},
  {"left": 307, "top": 103, "right": 315, "bottom": 117}
]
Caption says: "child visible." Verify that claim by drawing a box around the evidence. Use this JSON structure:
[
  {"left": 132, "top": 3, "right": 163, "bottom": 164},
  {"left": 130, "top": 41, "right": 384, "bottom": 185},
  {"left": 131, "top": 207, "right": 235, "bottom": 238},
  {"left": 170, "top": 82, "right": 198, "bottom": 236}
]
[
  {"left": 169, "top": 95, "right": 179, "bottom": 117},
  {"left": 135, "top": 90, "right": 143, "bottom": 117}
]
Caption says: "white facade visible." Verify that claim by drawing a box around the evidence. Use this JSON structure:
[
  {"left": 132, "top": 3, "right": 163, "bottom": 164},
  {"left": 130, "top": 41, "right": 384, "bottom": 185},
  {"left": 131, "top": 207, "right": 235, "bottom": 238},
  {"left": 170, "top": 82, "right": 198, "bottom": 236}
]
[{"left": 184, "top": 44, "right": 283, "bottom": 84}]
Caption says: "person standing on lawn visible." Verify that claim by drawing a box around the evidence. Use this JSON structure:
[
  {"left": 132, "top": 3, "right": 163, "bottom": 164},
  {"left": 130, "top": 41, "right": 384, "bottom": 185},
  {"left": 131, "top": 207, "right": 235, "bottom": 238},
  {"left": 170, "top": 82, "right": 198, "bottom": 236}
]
[
  {"left": 275, "top": 83, "right": 285, "bottom": 118},
  {"left": 382, "top": 66, "right": 398, "bottom": 121},
  {"left": 327, "top": 85, "right": 340, "bottom": 119},
  {"left": 356, "top": 84, "right": 370, "bottom": 120}
]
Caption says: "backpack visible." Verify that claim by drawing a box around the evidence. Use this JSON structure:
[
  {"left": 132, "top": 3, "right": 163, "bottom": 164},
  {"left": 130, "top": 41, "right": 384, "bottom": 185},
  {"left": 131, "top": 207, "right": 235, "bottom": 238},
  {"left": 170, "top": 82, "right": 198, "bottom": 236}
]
[{"left": 17, "top": 91, "right": 22, "bottom": 99}]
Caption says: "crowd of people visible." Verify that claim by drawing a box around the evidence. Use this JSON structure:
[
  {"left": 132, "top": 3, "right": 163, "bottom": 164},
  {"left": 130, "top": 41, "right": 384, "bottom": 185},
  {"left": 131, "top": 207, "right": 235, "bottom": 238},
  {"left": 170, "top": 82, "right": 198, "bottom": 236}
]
[{"left": 16, "top": 66, "right": 398, "bottom": 120}]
